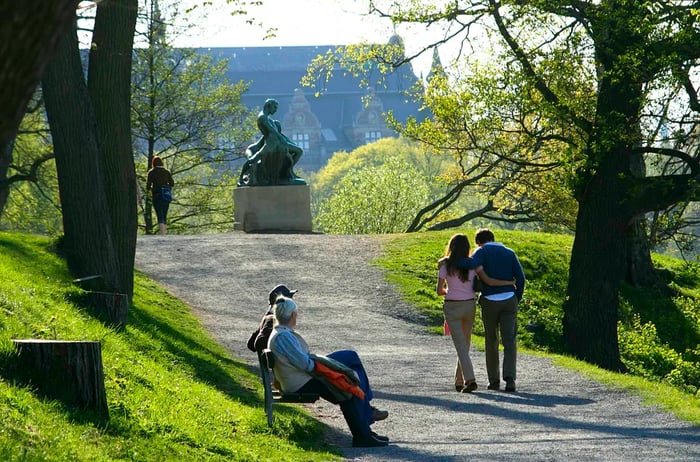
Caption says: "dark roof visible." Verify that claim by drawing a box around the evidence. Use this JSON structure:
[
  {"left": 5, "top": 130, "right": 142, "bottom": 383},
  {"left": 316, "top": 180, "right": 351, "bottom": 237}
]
[
  {"left": 197, "top": 44, "right": 429, "bottom": 169},
  {"left": 200, "top": 45, "right": 426, "bottom": 127}
]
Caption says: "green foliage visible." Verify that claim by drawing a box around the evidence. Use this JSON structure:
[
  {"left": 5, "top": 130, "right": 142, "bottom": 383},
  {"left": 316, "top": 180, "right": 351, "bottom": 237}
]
[
  {"left": 0, "top": 107, "right": 62, "bottom": 235},
  {"left": 0, "top": 232, "right": 338, "bottom": 461},
  {"left": 132, "top": 1, "right": 256, "bottom": 234},
  {"left": 315, "top": 157, "right": 430, "bottom": 234},
  {"left": 375, "top": 228, "right": 700, "bottom": 394},
  {"left": 310, "top": 137, "right": 449, "bottom": 207}
]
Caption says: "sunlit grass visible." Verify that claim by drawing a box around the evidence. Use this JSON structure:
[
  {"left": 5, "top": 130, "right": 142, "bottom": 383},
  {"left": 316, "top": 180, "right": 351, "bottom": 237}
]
[
  {"left": 0, "top": 232, "right": 339, "bottom": 461},
  {"left": 374, "top": 228, "right": 700, "bottom": 424}
]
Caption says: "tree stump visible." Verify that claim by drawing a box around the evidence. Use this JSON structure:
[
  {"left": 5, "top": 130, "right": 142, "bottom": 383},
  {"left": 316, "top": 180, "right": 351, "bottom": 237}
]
[
  {"left": 12, "top": 339, "right": 109, "bottom": 419},
  {"left": 86, "top": 291, "right": 128, "bottom": 329}
]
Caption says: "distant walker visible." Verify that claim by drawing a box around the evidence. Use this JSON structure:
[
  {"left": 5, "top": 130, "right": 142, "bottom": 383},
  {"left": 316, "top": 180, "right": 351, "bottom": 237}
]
[{"left": 238, "top": 98, "right": 306, "bottom": 186}]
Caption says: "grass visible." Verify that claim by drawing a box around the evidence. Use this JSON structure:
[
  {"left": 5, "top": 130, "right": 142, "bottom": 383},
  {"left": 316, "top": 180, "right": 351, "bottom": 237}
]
[
  {"left": 0, "top": 232, "right": 340, "bottom": 461},
  {"left": 1, "top": 228, "right": 699, "bottom": 460},
  {"left": 374, "top": 228, "right": 700, "bottom": 425}
]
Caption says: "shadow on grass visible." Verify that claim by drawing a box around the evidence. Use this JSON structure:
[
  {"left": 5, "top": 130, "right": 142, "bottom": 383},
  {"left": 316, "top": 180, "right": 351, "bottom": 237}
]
[
  {"left": 0, "top": 349, "right": 109, "bottom": 426},
  {"left": 621, "top": 282, "right": 700, "bottom": 353},
  {"left": 126, "top": 302, "right": 259, "bottom": 405}
]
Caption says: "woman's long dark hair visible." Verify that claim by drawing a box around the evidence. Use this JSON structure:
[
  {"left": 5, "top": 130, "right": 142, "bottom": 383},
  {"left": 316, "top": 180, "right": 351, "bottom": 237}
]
[{"left": 443, "top": 234, "right": 471, "bottom": 282}]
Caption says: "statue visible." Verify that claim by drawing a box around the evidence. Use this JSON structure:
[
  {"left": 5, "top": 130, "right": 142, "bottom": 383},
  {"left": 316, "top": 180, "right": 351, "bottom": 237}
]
[{"left": 237, "top": 98, "right": 306, "bottom": 186}]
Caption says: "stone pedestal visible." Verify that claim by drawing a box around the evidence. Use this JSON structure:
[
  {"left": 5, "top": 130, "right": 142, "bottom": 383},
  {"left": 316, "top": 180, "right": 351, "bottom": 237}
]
[{"left": 234, "top": 185, "right": 312, "bottom": 233}]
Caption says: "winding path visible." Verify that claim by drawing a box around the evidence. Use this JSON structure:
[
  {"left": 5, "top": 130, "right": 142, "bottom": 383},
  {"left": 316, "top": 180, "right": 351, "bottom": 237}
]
[{"left": 135, "top": 232, "right": 700, "bottom": 461}]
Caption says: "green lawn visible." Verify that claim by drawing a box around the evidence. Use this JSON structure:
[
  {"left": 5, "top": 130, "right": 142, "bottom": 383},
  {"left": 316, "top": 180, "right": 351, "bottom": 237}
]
[
  {"left": 0, "top": 232, "right": 340, "bottom": 461},
  {"left": 374, "top": 228, "right": 700, "bottom": 424},
  {"left": 1, "top": 228, "right": 698, "bottom": 462}
]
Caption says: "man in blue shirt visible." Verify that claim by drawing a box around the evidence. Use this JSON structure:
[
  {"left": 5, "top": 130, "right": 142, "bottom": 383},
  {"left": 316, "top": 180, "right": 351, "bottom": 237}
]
[{"left": 461, "top": 228, "right": 525, "bottom": 392}]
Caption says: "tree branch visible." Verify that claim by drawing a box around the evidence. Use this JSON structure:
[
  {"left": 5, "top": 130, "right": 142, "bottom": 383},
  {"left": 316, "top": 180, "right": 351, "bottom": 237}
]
[
  {"left": 0, "top": 152, "right": 54, "bottom": 188},
  {"left": 489, "top": 0, "right": 592, "bottom": 134}
]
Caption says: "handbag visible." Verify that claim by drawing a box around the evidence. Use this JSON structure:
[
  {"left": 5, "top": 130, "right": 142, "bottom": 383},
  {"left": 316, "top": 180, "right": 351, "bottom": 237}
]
[{"left": 160, "top": 184, "right": 173, "bottom": 202}]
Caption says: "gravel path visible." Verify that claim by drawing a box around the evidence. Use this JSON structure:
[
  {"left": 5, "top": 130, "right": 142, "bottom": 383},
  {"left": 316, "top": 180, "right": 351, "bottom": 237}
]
[{"left": 135, "top": 232, "right": 700, "bottom": 461}]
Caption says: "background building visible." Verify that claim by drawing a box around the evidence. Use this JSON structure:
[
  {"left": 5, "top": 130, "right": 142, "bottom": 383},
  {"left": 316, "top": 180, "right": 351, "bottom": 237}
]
[{"left": 203, "top": 34, "right": 429, "bottom": 171}]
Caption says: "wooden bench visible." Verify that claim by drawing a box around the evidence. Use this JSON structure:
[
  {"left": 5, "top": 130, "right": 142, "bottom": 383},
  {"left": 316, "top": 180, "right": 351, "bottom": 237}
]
[{"left": 257, "top": 349, "right": 320, "bottom": 427}]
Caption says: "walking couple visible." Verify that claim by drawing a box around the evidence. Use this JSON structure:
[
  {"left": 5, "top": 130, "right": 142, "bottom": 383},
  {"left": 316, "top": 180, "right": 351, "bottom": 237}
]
[{"left": 436, "top": 229, "right": 526, "bottom": 393}]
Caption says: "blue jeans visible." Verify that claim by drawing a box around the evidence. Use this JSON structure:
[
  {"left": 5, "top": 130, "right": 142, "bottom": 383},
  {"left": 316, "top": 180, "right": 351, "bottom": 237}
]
[
  {"left": 297, "top": 349, "right": 375, "bottom": 437},
  {"left": 152, "top": 194, "right": 170, "bottom": 224},
  {"left": 328, "top": 350, "right": 375, "bottom": 424}
]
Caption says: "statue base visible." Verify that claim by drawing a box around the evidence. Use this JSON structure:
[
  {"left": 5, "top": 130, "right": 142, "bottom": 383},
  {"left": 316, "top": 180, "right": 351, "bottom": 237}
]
[{"left": 234, "top": 185, "right": 312, "bottom": 233}]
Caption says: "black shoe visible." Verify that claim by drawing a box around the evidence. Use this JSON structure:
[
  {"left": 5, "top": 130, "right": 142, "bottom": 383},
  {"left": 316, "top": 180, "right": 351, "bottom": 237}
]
[
  {"left": 487, "top": 382, "right": 500, "bottom": 390},
  {"left": 455, "top": 384, "right": 464, "bottom": 392},
  {"left": 462, "top": 381, "right": 478, "bottom": 393},
  {"left": 371, "top": 431, "right": 390, "bottom": 442},
  {"left": 505, "top": 378, "right": 516, "bottom": 392},
  {"left": 352, "top": 434, "right": 389, "bottom": 447}
]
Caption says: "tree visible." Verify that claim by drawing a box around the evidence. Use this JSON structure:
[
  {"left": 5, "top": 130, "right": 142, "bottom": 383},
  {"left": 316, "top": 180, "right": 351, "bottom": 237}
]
[
  {"left": 0, "top": 1, "right": 79, "bottom": 191},
  {"left": 327, "top": 1, "right": 700, "bottom": 370},
  {"left": 315, "top": 156, "right": 430, "bottom": 234},
  {"left": 305, "top": 37, "right": 577, "bottom": 234},
  {"left": 0, "top": 105, "right": 62, "bottom": 234},
  {"left": 310, "top": 136, "right": 449, "bottom": 214},
  {"left": 132, "top": 0, "right": 254, "bottom": 234},
  {"left": 42, "top": 0, "right": 137, "bottom": 328}
]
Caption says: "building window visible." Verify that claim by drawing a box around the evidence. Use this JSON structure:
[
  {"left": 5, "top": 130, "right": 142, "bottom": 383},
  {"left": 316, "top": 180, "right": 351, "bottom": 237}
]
[
  {"left": 291, "top": 132, "right": 310, "bottom": 150},
  {"left": 365, "top": 131, "right": 382, "bottom": 144}
]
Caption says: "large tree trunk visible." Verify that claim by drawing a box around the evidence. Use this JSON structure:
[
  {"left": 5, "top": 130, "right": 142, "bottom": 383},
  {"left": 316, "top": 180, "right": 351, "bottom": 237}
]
[
  {"left": 563, "top": 36, "right": 643, "bottom": 370},
  {"left": 564, "top": 168, "right": 626, "bottom": 371},
  {"left": 88, "top": 0, "right": 139, "bottom": 304},
  {"left": 0, "top": 1, "right": 79, "bottom": 150},
  {"left": 42, "top": 23, "right": 122, "bottom": 307},
  {"left": 0, "top": 1, "right": 78, "bottom": 219}
]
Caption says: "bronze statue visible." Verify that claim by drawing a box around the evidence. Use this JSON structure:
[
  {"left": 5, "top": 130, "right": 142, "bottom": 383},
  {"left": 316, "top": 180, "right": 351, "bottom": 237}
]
[{"left": 238, "top": 98, "right": 306, "bottom": 186}]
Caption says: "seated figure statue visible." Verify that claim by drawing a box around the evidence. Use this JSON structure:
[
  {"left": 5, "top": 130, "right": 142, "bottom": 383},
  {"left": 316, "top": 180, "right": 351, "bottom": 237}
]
[{"left": 237, "top": 98, "right": 306, "bottom": 186}]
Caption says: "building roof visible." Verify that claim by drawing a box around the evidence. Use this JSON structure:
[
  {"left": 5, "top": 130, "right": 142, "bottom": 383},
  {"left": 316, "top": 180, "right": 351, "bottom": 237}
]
[{"left": 199, "top": 40, "right": 429, "bottom": 170}]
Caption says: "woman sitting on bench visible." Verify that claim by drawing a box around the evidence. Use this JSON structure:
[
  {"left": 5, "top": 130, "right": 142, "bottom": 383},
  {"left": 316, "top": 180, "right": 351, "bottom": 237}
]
[{"left": 268, "top": 296, "right": 389, "bottom": 448}]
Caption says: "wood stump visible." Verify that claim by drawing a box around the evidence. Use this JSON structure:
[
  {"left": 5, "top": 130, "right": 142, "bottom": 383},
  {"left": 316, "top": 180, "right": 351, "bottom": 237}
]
[
  {"left": 13, "top": 339, "right": 108, "bottom": 419},
  {"left": 86, "top": 291, "right": 128, "bottom": 329}
]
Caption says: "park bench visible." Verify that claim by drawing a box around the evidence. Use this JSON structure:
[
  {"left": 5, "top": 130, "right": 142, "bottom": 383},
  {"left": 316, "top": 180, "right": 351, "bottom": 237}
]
[{"left": 257, "top": 349, "right": 320, "bottom": 427}]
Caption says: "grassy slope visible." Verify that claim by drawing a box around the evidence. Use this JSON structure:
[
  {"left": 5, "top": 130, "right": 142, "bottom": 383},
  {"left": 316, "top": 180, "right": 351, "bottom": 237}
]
[
  {"left": 374, "top": 229, "right": 700, "bottom": 424},
  {"left": 2, "top": 228, "right": 698, "bottom": 460},
  {"left": 0, "top": 232, "right": 340, "bottom": 461}
]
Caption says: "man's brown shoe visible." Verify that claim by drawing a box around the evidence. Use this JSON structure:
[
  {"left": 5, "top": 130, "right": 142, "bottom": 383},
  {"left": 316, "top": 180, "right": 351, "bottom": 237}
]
[{"left": 372, "top": 406, "right": 389, "bottom": 421}]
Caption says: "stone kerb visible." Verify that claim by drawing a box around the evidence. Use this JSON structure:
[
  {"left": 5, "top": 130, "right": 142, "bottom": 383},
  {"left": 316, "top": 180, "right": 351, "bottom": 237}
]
[{"left": 233, "top": 185, "right": 312, "bottom": 233}]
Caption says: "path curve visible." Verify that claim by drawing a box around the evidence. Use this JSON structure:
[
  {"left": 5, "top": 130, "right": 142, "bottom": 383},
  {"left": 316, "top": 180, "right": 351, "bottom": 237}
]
[{"left": 135, "top": 233, "right": 700, "bottom": 461}]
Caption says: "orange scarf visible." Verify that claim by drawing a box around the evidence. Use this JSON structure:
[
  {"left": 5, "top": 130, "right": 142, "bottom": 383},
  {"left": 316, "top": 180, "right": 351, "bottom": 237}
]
[{"left": 313, "top": 360, "right": 365, "bottom": 400}]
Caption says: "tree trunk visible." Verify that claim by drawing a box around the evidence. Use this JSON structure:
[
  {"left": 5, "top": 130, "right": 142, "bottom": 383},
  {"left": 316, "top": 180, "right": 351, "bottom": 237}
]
[
  {"left": 563, "top": 42, "right": 643, "bottom": 371},
  {"left": 564, "top": 168, "right": 626, "bottom": 371},
  {"left": 88, "top": 0, "right": 139, "bottom": 305},
  {"left": 42, "top": 23, "right": 122, "bottom": 305},
  {"left": 0, "top": 1, "right": 79, "bottom": 149},
  {"left": 626, "top": 216, "right": 657, "bottom": 287},
  {"left": 0, "top": 140, "right": 12, "bottom": 217},
  {"left": 625, "top": 136, "right": 657, "bottom": 287},
  {"left": 13, "top": 339, "right": 108, "bottom": 420}
]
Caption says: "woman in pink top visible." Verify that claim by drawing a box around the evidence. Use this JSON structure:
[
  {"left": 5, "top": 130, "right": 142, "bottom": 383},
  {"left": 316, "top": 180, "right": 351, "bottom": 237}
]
[{"left": 437, "top": 233, "right": 512, "bottom": 392}]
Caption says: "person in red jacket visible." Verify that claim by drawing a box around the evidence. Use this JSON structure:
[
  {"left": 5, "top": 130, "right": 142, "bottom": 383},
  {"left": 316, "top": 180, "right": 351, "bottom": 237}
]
[{"left": 146, "top": 155, "right": 174, "bottom": 235}]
